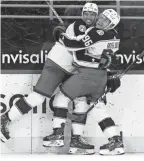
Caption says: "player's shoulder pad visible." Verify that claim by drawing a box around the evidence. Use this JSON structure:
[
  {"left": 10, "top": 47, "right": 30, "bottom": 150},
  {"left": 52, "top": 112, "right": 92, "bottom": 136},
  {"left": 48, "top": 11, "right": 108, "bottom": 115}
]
[
  {"left": 87, "top": 28, "right": 120, "bottom": 42},
  {"left": 94, "top": 28, "right": 120, "bottom": 40},
  {"left": 107, "top": 29, "right": 120, "bottom": 39}
]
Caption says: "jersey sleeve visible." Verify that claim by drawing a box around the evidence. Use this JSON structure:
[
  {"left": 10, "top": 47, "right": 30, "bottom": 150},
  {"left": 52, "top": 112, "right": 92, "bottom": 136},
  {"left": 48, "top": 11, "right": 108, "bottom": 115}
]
[
  {"left": 65, "top": 22, "right": 75, "bottom": 37},
  {"left": 62, "top": 28, "right": 113, "bottom": 51}
]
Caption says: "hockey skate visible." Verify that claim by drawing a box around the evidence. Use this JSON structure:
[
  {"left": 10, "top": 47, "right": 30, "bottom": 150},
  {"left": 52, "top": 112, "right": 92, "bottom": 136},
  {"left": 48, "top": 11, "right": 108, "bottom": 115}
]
[
  {"left": 68, "top": 135, "right": 95, "bottom": 155},
  {"left": 43, "top": 123, "right": 65, "bottom": 147},
  {"left": 0, "top": 114, "right": 11, "bottom": 143},
  {"left": 99, "top": 132, "right": 125, "bottom": 155}
]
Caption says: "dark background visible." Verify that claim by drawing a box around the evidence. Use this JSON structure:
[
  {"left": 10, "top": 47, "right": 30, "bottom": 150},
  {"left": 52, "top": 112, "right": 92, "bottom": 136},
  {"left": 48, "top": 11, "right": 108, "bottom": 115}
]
[{"left": 1, "top": 0, "right": 144, "bottom": 72}]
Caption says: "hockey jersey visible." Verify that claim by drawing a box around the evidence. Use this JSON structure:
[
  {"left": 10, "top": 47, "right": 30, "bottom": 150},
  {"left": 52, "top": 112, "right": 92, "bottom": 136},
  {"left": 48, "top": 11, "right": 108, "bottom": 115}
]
[{"left": 62, "top": 24, "right": 120, "bottom": 68}]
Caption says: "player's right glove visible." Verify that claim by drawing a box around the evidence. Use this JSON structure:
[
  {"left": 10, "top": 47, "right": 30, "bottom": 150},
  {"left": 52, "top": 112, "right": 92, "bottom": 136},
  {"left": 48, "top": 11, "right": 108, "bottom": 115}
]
[
  {"left": 99, "top": 49, "right": 113, "bottom": 69},
  {"left": 107, "top": 71, "right": 121, "bottom": 93}
]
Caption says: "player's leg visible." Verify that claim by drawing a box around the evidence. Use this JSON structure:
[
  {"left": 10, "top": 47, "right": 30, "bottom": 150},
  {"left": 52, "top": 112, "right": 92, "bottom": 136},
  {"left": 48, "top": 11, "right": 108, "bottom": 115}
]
[
  {"left": 59, "top": 67, "right": 123, "bottom": 155},
  {"left": 60, "top": 68, "right": 107, "bottom": 101},
  {"left": 1, "top": 91, "right": 45, "bottom": 143},
  {"left": 1, "top": 58, "right": 70, "bottom": 143},
  {"left": 43, "top": 92, "right": 95, "bottom": 154},
  {"left": 92, "top": 101, "right": 125, "bottom": 155},
  {"left": 58, "top": 68, "right": 106, "bottom": 154},
  {"left": 68, "top": 97, "right": 95, "bottom": 155},
  {"left": 43, "top": 90, "right": 71, "bottom": 147}
]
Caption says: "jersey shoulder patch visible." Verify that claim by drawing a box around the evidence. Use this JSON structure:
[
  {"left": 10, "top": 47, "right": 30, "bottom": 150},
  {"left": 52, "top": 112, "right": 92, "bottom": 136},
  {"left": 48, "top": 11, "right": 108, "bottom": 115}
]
[
  {"left": 79, "top": 25, "right": 86, "bottom": 32},
  {"left": 96, "top": 30, "right": 104, "bottom": 36},
  {"left": 74, "top": 19, "right": 87, "bottom": 36}
]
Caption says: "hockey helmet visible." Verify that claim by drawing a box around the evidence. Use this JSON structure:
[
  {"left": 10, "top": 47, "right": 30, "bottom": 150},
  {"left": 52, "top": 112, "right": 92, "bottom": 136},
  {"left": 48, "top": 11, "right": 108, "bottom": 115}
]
[{"left": 97, "top": 9, "right": 120, "bottom": 30}]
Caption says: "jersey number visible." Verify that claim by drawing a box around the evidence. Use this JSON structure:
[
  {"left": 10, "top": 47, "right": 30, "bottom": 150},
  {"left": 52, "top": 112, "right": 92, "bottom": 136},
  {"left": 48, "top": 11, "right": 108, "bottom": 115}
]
[{"left": 82, "top": 35, "right": 93, "bottom": 47}]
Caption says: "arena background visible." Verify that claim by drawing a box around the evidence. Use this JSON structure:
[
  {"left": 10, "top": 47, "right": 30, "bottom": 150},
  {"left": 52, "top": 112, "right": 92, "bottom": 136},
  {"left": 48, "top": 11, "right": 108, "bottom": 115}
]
[{"left": 1, "top": 0, "right": 144, "bottom": 154}]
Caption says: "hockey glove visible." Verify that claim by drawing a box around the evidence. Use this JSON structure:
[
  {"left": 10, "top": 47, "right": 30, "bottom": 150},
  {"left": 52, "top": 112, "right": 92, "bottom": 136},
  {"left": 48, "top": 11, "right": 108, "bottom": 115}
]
[
  {"left": 53, "top": 25, "right": 66, "bottom": 42},
  {"left": 99, "top": 50, "right": 112, "bottom": 69},
  {"left": 107, "top": 71, "right": 121, "bottom": 93}
]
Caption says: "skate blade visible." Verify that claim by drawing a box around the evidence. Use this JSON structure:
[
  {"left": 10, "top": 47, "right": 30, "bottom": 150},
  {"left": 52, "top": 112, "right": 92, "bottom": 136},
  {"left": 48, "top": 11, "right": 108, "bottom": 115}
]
[
  {"left": 68, "top": 147, "right": 95, "bottom": 155},
  {"left": 99, "top": 147, "right": 125, "bottom": 156},
  {"left": 43, "top": 140, "right": 64, "bottom": 147},
  {"left": 0, "top": 132, "right": 9, "bottom": 143}
]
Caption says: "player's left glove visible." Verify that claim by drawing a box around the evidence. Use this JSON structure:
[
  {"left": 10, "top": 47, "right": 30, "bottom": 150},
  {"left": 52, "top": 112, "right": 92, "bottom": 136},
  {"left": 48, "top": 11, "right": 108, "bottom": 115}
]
[
  {"left": 53, "top": 25, "right": 66, "bottom": 42},
  {"left": 107, "top": 71, "right": 121, "bottom": 93}
]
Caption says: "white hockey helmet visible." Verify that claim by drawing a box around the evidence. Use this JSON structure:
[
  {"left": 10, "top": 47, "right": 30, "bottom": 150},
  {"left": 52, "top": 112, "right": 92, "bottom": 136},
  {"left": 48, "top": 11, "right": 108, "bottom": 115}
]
[
  {"left": 82, "top": 2, "right": 98, "bottom": 15},
  {"left": 102, "top": 9, "right": 120, "bottom": 30},
  {"left": 97, "top": 9, "right": 120, "bottom": 30}
]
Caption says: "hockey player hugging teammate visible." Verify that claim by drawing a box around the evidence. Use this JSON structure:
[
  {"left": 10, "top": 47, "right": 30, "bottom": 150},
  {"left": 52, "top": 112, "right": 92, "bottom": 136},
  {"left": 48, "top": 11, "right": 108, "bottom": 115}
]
[
  {"left": 43, "top": 9, "right": 125, "bottom": 155},
  {"left": 0, "top": 2, "right": 98, "bottom": 145}
]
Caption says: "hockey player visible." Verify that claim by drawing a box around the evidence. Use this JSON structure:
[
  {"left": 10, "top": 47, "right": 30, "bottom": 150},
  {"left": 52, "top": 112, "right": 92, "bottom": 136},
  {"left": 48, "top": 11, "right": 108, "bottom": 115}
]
[
  {"left": 43, "top": 9, "right": 125, "bottom": 155},
  {"left": 0, "top": 2, "right": 99, "bottom": 143}
]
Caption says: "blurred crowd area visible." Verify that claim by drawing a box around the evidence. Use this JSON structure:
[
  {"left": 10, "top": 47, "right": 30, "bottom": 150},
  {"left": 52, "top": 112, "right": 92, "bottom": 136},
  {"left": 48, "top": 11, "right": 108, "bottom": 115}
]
[{"left": 1, "top": 0, "right": 144, "bottom": 55}]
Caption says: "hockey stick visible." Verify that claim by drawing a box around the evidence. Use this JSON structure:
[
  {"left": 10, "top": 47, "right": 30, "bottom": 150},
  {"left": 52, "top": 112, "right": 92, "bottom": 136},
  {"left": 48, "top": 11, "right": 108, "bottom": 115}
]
[
  {"left": 67, "top": 49, "right": 144, "bottom": 122},
  {"left": 45, "top": 0, "right": 64, "bottom": 25}
]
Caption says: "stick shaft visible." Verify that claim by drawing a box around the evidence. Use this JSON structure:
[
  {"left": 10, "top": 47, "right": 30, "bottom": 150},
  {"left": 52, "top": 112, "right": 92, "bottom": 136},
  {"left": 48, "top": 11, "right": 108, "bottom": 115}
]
[
  {"left": 119, "top": 50, "right": 144, "bottom": 78},
  {"left": 86, "top": 49, "right": 144, "bottom": 115},
  {"left": 67, "top": 50, "right": 144, "bottom": 122},
  {"left": 45, "top": 0, "right": 64, "bottom": 24}
]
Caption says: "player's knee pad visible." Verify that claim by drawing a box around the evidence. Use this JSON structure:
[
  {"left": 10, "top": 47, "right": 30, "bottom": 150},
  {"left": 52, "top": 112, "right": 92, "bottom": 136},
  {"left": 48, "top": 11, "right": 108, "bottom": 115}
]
[
  {"left": 50, "top": 91, "right": 70, "bottom": 120},
  {"left": 71, "top": 97, "right": 89, "bottom": 125},
  {"left": 49, "top": 94, "right": 68, "bottom": 119},
  {"left": 25, "top": 91, "right": 45, "bottom": 107},
  {"left": 73, "top": 97, "right": 89, "bottom": 113},
  {"left": 53, "top": 90, "right": 70, "bottom": 109},
  {"left": 71, "top": 112, "right": 87, "bottom": 125},
  {"left": 53, "top": 108, "right": 68, "bottom": 120}
]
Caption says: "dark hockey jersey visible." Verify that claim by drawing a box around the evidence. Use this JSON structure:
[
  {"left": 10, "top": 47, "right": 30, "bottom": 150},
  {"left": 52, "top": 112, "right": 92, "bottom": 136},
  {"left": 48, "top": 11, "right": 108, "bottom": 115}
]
[
  {"left": 62, "top": 22, "right": 120, "bottom": 66},
  {"left": 63, "top": 27, "right": 119, "bottom": 50}
]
